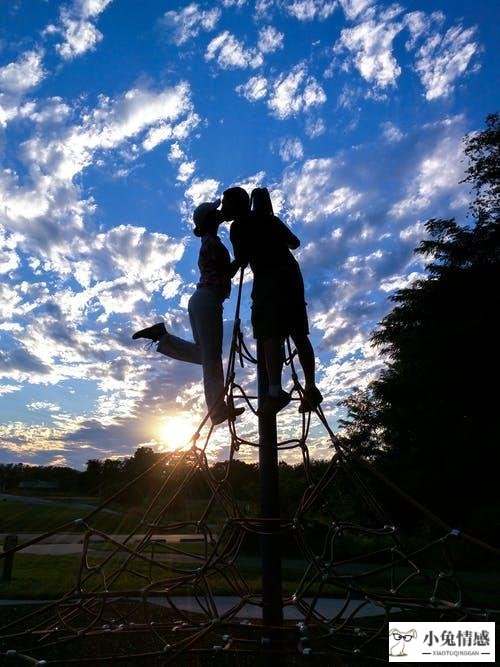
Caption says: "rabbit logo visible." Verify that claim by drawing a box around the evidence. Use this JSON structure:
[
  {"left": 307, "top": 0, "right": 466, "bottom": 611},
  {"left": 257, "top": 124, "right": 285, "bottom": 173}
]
[{"left": 389, "top": 628, "right": 417, "bottom": 656}]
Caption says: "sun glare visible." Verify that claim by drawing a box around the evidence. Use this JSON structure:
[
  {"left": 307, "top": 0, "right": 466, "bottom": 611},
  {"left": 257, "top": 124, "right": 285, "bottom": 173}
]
[{"left": 158, "top": 415, "right": 197, "bottom": 451}]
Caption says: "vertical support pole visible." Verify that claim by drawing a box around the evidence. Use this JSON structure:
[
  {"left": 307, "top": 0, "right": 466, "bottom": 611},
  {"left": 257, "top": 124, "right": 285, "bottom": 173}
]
[
  {"left": 2, "top": 534, "right": 18, "bottom": 582},
  {"left": 257, "top": 340, "right": 283, "bottom": 632}
]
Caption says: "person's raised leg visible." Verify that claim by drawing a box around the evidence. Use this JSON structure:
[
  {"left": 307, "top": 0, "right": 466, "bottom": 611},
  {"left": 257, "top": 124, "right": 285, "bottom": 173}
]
[
  {"left": 132, "top": 316, "right": 202, "bottom": 365},
  {"left": 156, "top": 330, "right": 202, "bottom": 364}
]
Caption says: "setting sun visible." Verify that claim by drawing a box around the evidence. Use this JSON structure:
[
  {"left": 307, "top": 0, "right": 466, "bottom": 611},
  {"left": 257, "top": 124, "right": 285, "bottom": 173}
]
[{"left": 158, "top": 415, "right": 197, "bottom": 451}]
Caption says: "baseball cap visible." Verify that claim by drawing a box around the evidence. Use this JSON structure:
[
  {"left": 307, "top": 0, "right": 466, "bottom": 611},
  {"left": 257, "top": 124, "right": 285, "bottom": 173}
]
[{"left": 192, "top": 199, "right": 221, "bottom": 236}]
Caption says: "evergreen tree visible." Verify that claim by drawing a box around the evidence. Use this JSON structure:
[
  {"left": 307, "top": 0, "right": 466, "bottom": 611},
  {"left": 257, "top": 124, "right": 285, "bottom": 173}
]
[{"left": 341, "top": 114, "right": 500, "bottom": 528}]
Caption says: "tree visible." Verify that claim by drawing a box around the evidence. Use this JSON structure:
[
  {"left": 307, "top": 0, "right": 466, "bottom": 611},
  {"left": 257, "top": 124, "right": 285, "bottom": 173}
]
[{"left": 341, "top": 114, "right": 500, "bottom": 528}]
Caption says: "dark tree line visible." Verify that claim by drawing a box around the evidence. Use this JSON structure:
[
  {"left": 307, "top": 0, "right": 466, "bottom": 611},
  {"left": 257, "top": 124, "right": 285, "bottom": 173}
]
[
  {"left": 0, "top": 463, "right": 81, "bottom": 492},
  {"left": 339, "top": 113, "right": 500, "bottom": 537},
  {"left": 1, "top": 448, "right": 337, "bottom": 518}
]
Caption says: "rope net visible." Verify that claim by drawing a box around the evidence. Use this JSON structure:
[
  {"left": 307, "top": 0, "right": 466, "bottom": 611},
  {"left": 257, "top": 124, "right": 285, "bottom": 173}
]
[{"left": 1, "top": 272, "right": 499, "bottom": 665}]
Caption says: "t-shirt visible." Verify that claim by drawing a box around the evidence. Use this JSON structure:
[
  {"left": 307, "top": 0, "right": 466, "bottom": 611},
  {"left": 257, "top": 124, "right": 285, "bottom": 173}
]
[
  {"left": 230, "top": 212, "right": 302, "bottom": 300},
  {"left": 197, "top": 234, "right": 231, "bottom": 299}
]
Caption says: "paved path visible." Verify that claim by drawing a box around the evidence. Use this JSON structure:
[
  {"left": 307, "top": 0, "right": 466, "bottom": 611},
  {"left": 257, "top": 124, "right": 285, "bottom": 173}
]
[
  {"left": 151, "top": 595, "right": 389, "bottom": 619},
  {"left": 0, "top": 596, "right": 390, "bottom": 619},
  {"left": 1, "top": 533, "right": 211, "bottom": 556}
]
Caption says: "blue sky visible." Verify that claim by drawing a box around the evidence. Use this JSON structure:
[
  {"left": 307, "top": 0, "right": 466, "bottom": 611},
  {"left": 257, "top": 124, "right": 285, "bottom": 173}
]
[{"left": 0, "top": 0, "right": 498, "bottom": 469}]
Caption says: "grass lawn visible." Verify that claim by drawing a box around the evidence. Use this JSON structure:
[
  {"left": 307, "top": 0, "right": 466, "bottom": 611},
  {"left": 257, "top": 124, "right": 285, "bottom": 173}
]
[
  {"left": 0, "top": 500, "right": 137, "bottom": 534},
  {"left": 1, "top": 552, "right": 498, "bottom": 609},
  {"left": 0, "top": 553, "right": 344, "bottom": 599},
  {"left": 0, "top": 496, "right": 230, "bottom": 534}
]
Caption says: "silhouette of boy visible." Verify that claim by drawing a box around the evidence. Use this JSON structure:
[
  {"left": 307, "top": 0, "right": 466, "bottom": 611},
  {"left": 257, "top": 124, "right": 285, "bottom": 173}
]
[
  {"left": 132, "top": 200, "right": 244, "bottom": 426},
  {"left": 221, "top": 186, "right": 322, "bottom": 414}
]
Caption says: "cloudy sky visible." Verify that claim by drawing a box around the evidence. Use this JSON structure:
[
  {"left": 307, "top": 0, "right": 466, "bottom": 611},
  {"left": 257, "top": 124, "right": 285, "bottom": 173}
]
[{"left": 0, "top": 0, "right": 498, "bottom": 469}]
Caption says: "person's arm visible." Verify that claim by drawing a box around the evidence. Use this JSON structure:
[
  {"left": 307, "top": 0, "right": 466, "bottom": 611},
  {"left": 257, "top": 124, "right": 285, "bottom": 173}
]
[
  {"left": 229, "top": 259, "right": 241, "bottom": 278},
  {"left": 229, "top": 221, "right": 249, "bottom": 269},
  {"left": 274, "top": 216, "right": 300, "bottom": 249},
  {"left": 210, "top": 238, "right": 241, "bottom": 280}
]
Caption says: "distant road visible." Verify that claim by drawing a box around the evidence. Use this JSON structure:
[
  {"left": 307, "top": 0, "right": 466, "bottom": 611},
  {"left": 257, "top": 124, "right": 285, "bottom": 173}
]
[
  {"left": 0, "top": 532, "right": 211, "bottom": 555},
  {"left": 0, "top": 493, "right": 118, "bottom": 513}
]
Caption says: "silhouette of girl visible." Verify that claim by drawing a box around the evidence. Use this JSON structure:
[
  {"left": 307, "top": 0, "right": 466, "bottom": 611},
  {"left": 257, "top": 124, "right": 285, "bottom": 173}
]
[{"left": 132, "top": 201, "right": 244, "bottom": 426}]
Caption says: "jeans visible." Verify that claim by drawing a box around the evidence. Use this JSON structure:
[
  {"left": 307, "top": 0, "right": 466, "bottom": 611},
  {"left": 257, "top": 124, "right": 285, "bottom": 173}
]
[{"left": 157, "top": 287, "right": 225, "bottom": 417}]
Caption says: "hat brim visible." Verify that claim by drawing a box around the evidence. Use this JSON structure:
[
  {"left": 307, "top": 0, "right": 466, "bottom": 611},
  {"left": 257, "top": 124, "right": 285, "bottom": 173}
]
[{"left": 206, "top": 198, "right": 221, "bottom": 210}]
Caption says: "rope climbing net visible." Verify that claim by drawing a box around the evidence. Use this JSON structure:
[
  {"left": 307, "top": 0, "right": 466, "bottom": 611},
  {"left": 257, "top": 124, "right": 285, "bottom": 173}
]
[{"left": 1, "top": 271, "right": 499, "bottom": 665}]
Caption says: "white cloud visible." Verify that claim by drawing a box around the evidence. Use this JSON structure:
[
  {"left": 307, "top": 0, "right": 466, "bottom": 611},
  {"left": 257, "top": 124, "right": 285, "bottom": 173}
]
[
  {"left": 413, "top": 25, "right": 479, "bottom": 100},
  {"left": 162, "top": 3, "right": 221, "bottom": 46},
  {"left": 236, "top": 68, "right": 326, "bottom": 125},
  {"left": 283, "top": 158, "right": 362, "bottom": 223},
  {"left": 334, "top": 11, "right": 404, "bottom": 89},
  {"left": 27, "top": 401, "right": 61, "bottom": 412},
  {"left": 21, "top": 82, "right": 196, "bottom": 184},
  {"left": 0, "top": 385, "right": 22, "bottom": 396},
  {"left": 381, "top": 121, "right": 403, "bottom": 142},
  {"left": 277, "top": 137, "right": 304, "bottom": 162},
  {"left": 0, "top": 225, "right": 22, "bottom": 274},
  {"left": 184, "top": 178, "right": 220, "bottom": 207},
  {"left": 46, "top": 454, "right": 69, "bottom": 466},
  {"left": 305, "top": 117, "right": 326, "bottom": 137},
  {"left": 24, "top": 97, "right": 72, "bottom": 125},
  {"left": 83, "top": 224, "right": 184, "bottom": 288},
  {"left": 258, "top": 25, "right": 284, "bottom": 53},
  {"left": 338, "top": 0, "right": 374, "bottom": 20},
  {"left": 254, "top": 0, "right": 274, "bottom": 17},
  {"left": 236, "top": 75, "right": 268, "bottom": 101},
  {"left": 205, "top": 31, "right": 263, "bottom": 69},
  {"left": 404, "top": 10, "right": 444, "bottom": 50},
  {"left": 45, "top": 0, "right": 113, "bottom": 60},
  {"left": 332, "top": 8, "right": 479, "bottom": 100},
  {"left": 285, "top": 0, "right": 336, "bottom": 21},
  {"left": 168, "top": 142, "right": 186, "bottom": 161},
  {"left": 0, "top": 282, "right": 23, "bottom": 320},
  {"left": 268, "top": 63, "right": 326, "bottom": 119},
  {"left": 0, "top": 50, "right": 45, "bottom": 126},
  {"left": 0, "top": 50, "right": 45, "bottom": 94},
  {"left": 379, "top": 271, "right": 424, "bottom": 292},
  {"left": 390, "top": 125, "right": 465, "bottom": 217},
  {"left": 0, "top": 80, "right": 197, "bottom": 305},
  {"left": 177, "top": 160, "right": 196, "bottom": 182},
  {"left": 234, "top": 170, "right": 266, "bottom": 194}
]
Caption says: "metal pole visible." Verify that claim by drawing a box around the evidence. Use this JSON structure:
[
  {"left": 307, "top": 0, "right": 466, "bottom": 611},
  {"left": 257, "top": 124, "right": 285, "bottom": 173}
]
[
  {"left": 257, "top": 340, "right": 283, "bottom": 632},
  {"left": 2, "top": 534, "right": 18, "bottom": 582}
]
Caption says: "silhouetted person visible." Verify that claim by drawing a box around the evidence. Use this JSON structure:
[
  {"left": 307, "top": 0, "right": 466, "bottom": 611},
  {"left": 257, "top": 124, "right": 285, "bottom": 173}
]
[
  {"left": 221, "top": 186, "right": 322, "bottom": 414},
  {"left": 132, "top": 200, "right": 244, "bottom": 426}
]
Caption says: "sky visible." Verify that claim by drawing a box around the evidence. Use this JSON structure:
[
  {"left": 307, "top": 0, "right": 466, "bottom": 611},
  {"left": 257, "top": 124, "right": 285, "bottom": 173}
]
[{"left": 0, "top": 0, "right": 498, "bottom": 470}]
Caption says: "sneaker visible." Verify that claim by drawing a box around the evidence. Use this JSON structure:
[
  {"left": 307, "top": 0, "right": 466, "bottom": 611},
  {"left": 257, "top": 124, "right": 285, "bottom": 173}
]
[
  {"left": 211, "top": 404, "right": 245, "bottom": 426},
  {"left": 298, "top": 385, "right": 323, "bottom": 413},
  {"left": 259, "top": 389, "right": 291, "bottom": 416},
  {"left": 132, "top": 322, "right": 166, "bottom": 341}
]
